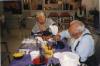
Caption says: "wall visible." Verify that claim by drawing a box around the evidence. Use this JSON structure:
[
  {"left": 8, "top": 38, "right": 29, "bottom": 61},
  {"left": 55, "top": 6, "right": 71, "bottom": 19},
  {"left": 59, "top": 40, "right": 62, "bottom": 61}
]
[{"left": 0, "top": 1, "right": 3, "bottom": 14}]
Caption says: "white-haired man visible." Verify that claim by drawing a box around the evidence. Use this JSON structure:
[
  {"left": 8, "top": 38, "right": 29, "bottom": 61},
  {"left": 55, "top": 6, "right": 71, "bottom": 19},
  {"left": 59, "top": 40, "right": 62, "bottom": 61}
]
[
  {"left": 54, "top": 20, "right": 95, "bottom": 66},
  {"left": 32, "top": 11, "right": 56, "bottom": 33}
]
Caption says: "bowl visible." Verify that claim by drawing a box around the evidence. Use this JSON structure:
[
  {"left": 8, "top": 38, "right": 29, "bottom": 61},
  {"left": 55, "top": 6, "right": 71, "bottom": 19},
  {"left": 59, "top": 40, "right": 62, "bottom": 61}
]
[{"left": 13, "top": 52, "right": 24, "bottom": 59}]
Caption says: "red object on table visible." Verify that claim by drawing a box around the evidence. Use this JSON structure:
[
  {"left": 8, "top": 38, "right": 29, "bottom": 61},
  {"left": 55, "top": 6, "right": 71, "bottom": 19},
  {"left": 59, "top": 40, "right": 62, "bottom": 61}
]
[{"left": 32, "top": 56, "right": 48, "bottom": 65}]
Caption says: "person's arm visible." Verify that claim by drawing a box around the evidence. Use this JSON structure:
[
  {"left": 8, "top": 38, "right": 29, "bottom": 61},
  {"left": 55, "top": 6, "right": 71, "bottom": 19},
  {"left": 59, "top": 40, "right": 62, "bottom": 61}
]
[
  {"left": 76, "top": 36, "right": 94, "bottom": 62},
  {"left": 53, "top": 30, "right": 71, "bottom": 41},
  {"left": 32, "top": 22, "right": 41, "bottom": 33},
  {"left": 32, "top": 25, "right": 37, "bottom": 33},
  {"left": 53, "top": 33, "right": 61, "bottom": 41},
  {"left": 59, "top": 30, "right": 71, "bottom": 39}
]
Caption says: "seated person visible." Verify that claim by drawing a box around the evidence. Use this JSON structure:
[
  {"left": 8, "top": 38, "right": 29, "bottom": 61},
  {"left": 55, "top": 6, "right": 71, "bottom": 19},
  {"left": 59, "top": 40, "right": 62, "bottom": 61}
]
[
  {"left": 32, "top": 11, "right": 55, "bottom": 33},
  {"left": 54, "top": 20, "right": 95, "bottom": 65}
]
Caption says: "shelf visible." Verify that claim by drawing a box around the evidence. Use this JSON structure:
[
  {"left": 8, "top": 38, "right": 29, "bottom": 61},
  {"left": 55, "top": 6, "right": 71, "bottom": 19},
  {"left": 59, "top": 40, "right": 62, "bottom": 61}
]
[{"left": 22, "top": 0, "right": 74, "bottom": 11}]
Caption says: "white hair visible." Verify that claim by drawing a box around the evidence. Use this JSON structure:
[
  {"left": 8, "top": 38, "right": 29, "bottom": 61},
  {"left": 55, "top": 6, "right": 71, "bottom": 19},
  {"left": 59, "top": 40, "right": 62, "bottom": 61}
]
[
  {"left": 36, "top": 11, "right": 45, "bottom": 18},
  {"left": 70, "top": 20, "right": 85, "bottom": 32}
]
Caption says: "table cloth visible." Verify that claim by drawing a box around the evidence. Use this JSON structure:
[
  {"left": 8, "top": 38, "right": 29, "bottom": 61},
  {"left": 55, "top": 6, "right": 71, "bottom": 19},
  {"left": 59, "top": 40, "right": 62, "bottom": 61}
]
[{"left": 9, "top": 39, "right": 71, "bottom": 66}]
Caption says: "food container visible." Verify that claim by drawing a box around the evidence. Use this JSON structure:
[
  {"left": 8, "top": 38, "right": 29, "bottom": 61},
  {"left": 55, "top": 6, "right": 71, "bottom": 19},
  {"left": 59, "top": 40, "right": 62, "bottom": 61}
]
[{"left": 13, "top": 52, "right": 24, "bottom": 59}]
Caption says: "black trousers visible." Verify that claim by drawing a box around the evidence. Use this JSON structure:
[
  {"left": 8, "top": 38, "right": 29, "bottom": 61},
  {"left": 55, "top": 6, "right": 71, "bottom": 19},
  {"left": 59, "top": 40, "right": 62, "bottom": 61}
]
[{"left": 81, "top": 55, "right": 99, "bottom": 66}]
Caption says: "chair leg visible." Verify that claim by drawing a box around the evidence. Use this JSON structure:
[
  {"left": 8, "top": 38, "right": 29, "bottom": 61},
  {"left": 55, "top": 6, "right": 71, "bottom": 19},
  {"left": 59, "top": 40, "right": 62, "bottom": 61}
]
[
  {"left": 1, "top": 42, "right": 11, "bottom": 63},
  {"left": 7, "top": 55, "right": 11, "bottom": 63}
]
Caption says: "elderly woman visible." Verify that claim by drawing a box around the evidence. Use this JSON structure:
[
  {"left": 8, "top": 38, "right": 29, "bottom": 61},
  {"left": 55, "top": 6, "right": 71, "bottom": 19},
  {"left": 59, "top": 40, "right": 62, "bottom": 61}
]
[
  {"left": 54, "top": 20, "right": 95, "bottom": 66},
  {"left": 32, "top": 11, "right": 55, "bottom": 33}
]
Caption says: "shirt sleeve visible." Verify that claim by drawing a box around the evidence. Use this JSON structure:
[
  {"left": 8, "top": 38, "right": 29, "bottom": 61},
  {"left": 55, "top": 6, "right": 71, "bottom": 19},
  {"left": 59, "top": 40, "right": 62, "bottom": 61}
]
[
  {"left": 76, "top": 35, "right": 94, "bottom": 62},
  {"left": 32, "top": 24, "right": 39, "bottom": 33},
  {"left": 46, "top": 18, "right": 55, "bottom": 26},
  {"left": 59, "top": 30, "right": 71, "bottom": 39}
]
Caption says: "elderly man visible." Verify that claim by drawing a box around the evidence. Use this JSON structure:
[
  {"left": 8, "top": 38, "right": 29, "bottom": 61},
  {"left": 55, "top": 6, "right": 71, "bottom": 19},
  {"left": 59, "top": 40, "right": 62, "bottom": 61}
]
[
  {"left": 32, "top": 11, "right": 55, "bottom": 33},
  {"left": 55, "top": 20, "right": 95, "bottom": 66}
]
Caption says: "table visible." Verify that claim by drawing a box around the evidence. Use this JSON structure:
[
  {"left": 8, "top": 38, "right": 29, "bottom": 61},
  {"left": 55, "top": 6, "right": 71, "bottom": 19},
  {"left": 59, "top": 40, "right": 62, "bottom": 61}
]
[
  {"left": 9, "top": 54, "right": 32, "bottom": 66},
  {"left": 9, "top": 39, "right": 71, "bottom": 66}
]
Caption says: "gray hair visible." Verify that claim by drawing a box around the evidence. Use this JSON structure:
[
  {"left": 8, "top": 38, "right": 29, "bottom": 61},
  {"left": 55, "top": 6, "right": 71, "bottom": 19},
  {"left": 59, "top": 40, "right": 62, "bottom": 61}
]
[
  {"left": 36, "top": 11, "right": 45, "bottom": 18},
  {"left": 70, "top": 20, "right": 85, "bottom": 32}
]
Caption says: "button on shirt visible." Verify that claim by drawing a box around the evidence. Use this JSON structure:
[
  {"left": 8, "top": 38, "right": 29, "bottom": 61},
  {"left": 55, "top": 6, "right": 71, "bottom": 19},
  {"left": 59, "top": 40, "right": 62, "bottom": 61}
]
[{"left": 60, "top": 28, "right": 95, "bottom": 62}]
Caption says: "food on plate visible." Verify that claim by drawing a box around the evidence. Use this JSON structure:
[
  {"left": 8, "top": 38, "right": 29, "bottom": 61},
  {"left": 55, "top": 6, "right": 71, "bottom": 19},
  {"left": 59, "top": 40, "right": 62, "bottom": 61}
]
[{"left": 13, "top": 52, "right": 24, "bottom": 59}]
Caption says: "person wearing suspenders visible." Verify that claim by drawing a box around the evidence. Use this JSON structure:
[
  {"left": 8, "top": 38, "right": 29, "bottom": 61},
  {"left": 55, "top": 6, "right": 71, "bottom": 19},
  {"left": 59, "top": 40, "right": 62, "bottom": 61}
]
[{"left": 54, "top": 20, "right": 96, "bottom": 66}]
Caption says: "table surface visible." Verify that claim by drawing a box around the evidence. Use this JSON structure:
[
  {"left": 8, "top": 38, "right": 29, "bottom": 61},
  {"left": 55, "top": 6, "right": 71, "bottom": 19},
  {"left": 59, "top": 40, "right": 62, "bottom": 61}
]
[{"left": 9, "top": 39, "right": 71, "bottom": 66}]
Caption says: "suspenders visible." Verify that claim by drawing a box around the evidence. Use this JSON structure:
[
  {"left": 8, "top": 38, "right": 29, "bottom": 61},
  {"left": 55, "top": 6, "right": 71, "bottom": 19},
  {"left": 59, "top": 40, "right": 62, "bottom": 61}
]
[
  {"left": 74, "top": 41, "right": 80, "bottom": 52},
  {"left": 74, "top": 33, "right": 91, "bottom": 63},
  {"left": 74, "top": 33, "right": 91, "bottom": 51}
]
